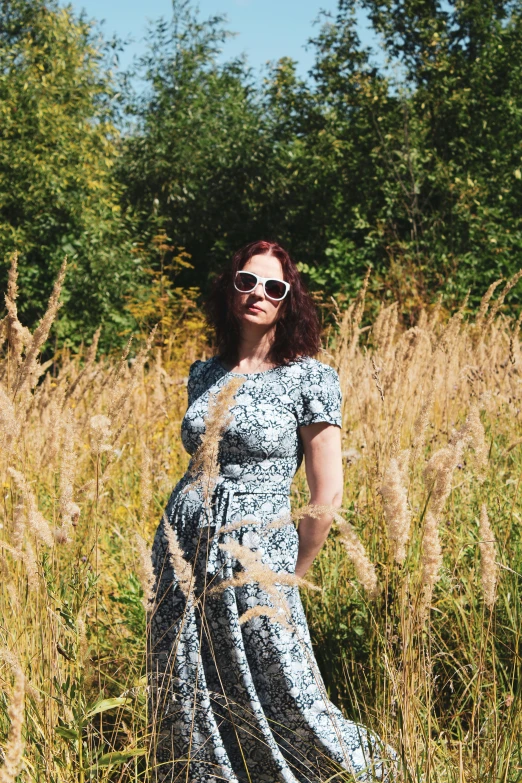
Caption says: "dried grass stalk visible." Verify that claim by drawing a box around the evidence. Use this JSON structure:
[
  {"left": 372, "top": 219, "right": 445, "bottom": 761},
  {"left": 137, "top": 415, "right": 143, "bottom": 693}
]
[
  {"left": 412, "top": 387, "right": 434, "bottom": 457},
  {"left": 423, "top": 440, "right": 465, "bottom": 518},
  {"left": 212, "top": 538, "right": 319, "bottom": 630},
  {"left": 57, "top": 410, "right": 80, "bottom": 539},
  {"left": 0, "top": 650, "right": 25, "bottom": 783},
  {"left": 135, "top": 533, "right": 156, "bottom": 611},
  {"left": 0, "top": 384, "right": 20, "bottom": 451},
  {"left": 13, "top": 258, "right": 67, "bottom": 396},
  {"left": 509, "top": 308, "right": 522, "bottom": 366},
  {"left": 333, "top": 512, "right": 380, "bottom": 599},
  {"left": 89, "top": 414, "right": 113, "bottom": 454},
  {"left": 458, "top": 403, "right": 488, "bottom": 482},
  {"left": 108, "top": 326, "right": 158, "bottom": 424},
  {"left": 485, "top": 269, "right": 522, "bottom": 331},
  {"left": 380, "top": 449, "right": 412, "bottom": 563},
  {"left": 65, "top": 325, "right": 102, "bottom": 400},
  {"left": 478, "top": 504, "right": 498, "bottom": 609},
  {"left": 4, "top": 252, "right": 32, "bottom": 368},
  {"left": 22, "top": 538, "right": 39, "bottom": 590},
  {"left": 475, "top": 279, "right": 503, "bottom": 332},
  {"left": 211, "top": 516, "right": 263, "bottom": 540},
  {"left": 438, "top": 292, "right": 469, "bottom": 355},
  {"left": 420, "top": 510, "right": 443, "bottom": 606},
  {"left": 292, "top": 503, "right": 379, "bottom": 598},
  {"left": 239, "top": 604, "right": 294, "bottom": 632},
  {"left": 8, "top": 468, "right": 54, "bottom": 547},
  {"left": 184, "top": 374, "right": 245, "bottom": 508},
  {"left": 163, "top": 515, "right": 195, "bottom": 602},
  {"left": 420, "top": 439, "right": 465, "bottom": 615},
  {"left": 140, "top": 445, "right": 152, "bottom": 521}
]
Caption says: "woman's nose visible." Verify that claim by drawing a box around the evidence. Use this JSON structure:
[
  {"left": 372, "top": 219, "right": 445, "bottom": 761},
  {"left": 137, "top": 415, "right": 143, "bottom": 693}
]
[{"left": 254, "top": 282, "right": 265, "bottom": 297}]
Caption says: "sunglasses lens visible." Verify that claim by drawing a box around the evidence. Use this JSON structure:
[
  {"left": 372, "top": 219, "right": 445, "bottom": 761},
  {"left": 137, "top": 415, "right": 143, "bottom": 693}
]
[
  {"left": 265, "top": 280, "right": 287, "bottom": 299},
  {"left": 235, "top": 272, "right": 257, "bottom": 292}
]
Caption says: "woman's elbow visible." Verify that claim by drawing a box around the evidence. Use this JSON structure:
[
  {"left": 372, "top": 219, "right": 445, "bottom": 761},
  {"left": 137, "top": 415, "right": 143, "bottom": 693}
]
[
  {"left": 331, "top": 490, "right": 344, "bottom": 509},
  {"left": 312, "top": 489, "right": 343, "bottom": 509}
]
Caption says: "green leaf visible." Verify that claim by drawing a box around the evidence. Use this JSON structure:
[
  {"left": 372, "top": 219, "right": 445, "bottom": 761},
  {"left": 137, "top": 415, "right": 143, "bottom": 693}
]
[
  {"left": 55, "top": 725, "right": 79, "bottom": 741},
  {"left": 84, "top": 697, "right": 131, "bottom": 720},
  {"left": 87, "top": 748, "right": 146, "bottom": 770}
]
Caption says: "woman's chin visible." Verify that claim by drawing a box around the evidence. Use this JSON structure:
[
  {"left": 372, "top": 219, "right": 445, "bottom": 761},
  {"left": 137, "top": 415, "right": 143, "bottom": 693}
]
[{"left": 240, "top": 311, "right": 267, "bottom": 325}]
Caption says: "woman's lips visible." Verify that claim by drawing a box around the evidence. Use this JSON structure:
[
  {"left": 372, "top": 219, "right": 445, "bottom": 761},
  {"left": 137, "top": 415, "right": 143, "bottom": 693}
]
[{"left": 246, "top": 304, "right": 263, "bottom": 312}]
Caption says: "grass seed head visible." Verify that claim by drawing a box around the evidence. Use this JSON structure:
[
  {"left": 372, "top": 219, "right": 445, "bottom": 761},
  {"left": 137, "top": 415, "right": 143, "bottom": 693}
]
[
  {"left": 186, "top": 374, "right": 245, "bottom": 504},
  {"left": 380, "top": 451, "right": 412, "bottom": 563},
  {"left": 89, "top": 414, "right": 113, "bottom": 454},
  {"left": 332, "top": 512, "right": 380, "bottom": 599},
  {"left": 8, "top": 468, "right": 54, "bottom": 548},
  {"left": 479, "top": 504, "right": 498, "bottom": 609},
  {"left": 0, "top": 649, "right": 25, "bottom": 783},
  {"left": 135, "top": 533, "right": 156, "bottom": 611},
  {"left": 163, "top": 515, "right": 195, "bottom": 602}
]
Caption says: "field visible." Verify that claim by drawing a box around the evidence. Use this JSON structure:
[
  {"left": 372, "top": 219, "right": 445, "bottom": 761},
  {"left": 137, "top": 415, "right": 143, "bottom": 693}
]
[{"left": 0, "top": 258, "right": 521, "bottom": 782}]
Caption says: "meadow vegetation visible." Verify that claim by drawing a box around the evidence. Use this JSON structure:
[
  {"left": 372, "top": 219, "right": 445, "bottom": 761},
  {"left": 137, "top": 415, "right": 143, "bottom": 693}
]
[{"left": 0, "top": 256, "right": 521, "bottom": 781}]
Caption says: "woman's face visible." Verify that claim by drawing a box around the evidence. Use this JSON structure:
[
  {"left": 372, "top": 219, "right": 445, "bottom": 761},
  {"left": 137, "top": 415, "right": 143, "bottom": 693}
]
[{"left": 234, "top": 254, "right": 286, "bottom": 329}]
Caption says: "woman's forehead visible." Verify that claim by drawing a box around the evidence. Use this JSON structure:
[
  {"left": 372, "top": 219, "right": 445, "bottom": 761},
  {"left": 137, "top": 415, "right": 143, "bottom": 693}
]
[{"left": 242, "top": 254, "right": 283, "bottom": 277}]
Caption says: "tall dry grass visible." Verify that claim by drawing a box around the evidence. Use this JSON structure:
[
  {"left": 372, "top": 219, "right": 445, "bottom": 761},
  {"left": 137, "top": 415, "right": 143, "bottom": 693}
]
[{"left": 0, "top": 254, "right": 520, "bottom": 781}]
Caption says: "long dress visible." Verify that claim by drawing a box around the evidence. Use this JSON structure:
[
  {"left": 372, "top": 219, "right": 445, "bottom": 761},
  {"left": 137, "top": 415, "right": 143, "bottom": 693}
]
[{"left": 149, "top": 355, "right": 393, "bottom": 783}]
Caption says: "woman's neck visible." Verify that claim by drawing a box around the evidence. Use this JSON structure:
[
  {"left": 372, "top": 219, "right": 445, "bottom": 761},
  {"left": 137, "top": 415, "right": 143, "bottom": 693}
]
[{"left": 225, "top": 327, "right": 277, "bottom": 372}]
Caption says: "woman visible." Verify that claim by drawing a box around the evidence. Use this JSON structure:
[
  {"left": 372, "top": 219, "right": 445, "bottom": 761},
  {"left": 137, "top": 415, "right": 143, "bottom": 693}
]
[{"left": 149, "top": 240, "right": 392, "bottom": 782}]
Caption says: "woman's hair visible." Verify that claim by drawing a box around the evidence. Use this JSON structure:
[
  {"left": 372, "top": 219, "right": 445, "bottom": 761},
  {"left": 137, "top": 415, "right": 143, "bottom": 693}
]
[{"left": 204, "top": 240, "right": 322, "bottom": 366}]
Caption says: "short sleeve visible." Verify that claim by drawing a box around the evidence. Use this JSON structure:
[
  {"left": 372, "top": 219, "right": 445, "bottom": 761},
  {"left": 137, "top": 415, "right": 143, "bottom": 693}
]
[
  {"left": 187, "top": 360, "right": 204, "bottom": 407},
  {"left": 296, "top": 361, "right": 343, "bottom": 428}
]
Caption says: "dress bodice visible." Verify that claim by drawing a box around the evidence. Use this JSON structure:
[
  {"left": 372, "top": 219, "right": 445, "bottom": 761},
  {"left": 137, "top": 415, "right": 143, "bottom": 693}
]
[{"left": 181, "top": 355, "right": 342, "bottom": 493}]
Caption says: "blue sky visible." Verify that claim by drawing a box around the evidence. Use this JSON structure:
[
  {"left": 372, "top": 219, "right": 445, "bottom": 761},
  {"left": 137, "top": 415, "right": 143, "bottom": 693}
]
[{"left": 69, "top": 0, "right": 380, "bottom": 80}]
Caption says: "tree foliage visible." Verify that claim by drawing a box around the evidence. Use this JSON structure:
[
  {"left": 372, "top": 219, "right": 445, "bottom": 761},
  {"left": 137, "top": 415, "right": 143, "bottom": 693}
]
[
  {"left": 0, "top": 0, "right": 137, "bottom": 345},
  {"left": 1, "top": 0, "right": 521, "bottom": 342},
  {"left": 121, "top": 0, "right": 522, "bottom": 312}
]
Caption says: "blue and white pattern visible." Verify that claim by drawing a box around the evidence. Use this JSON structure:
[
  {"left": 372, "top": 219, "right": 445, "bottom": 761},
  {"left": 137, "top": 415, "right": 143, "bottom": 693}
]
[{"left": 149, "top": 355, "right": 393, "bottom": 782}]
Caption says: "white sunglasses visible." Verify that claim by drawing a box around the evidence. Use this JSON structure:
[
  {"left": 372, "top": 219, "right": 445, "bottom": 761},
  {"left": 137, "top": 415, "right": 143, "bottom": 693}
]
[{"left": 234, "top": 270, "right": 290, "bottom": 301}]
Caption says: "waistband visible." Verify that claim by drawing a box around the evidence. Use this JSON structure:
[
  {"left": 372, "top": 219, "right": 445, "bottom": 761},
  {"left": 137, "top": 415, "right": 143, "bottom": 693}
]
[
  {"left": 213, "top": 475, "right": 292, "bottom": 495},
  {"left": 174, "top": 472, "right": 292, "bottom": 532},
  {"left": 182, "top": 462, "right": 293, "bottom": 496}
]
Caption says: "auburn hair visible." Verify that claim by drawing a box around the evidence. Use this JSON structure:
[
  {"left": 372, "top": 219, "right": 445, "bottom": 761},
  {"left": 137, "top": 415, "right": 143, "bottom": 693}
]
[{"left": 204, "top": 240, "right": 322, "bottom": 366}]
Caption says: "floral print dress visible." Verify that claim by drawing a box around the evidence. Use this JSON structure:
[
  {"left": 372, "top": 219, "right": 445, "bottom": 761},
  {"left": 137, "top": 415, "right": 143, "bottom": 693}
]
[{"left": 149, "top": 355, "right": 392, "bottom": 783}]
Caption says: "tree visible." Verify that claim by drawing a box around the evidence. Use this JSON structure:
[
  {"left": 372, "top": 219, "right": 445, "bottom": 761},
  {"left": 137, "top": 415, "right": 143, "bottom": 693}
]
[
  {"left": 0, "top": 0, "right": 137, "bottom": 345},
  {"left": 289, "top": 0, "right": 522, "bottom": 306},
  {"left": 118, "top": 0, "right": 280, "bottom": 289}
]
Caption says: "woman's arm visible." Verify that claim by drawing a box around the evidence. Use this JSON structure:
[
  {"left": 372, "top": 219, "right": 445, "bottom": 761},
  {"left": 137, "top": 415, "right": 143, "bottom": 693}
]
[{"left": 294, "top": 422, "right": 344, "bottom": 577}]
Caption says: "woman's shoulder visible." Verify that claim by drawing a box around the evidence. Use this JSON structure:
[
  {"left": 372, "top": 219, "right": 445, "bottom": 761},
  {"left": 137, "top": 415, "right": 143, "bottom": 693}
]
[
  {"left": 188, "top": 356, "right": 222, "bottom": 376},
  {"left": 187, "top": 356, "right": 220, "bottom": 389},
  {"left": 291, "top": 354, "right": 340, "bottom": 381},
  {"left": 186, "top": 357, "right": 222, "bottom": 405}
]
